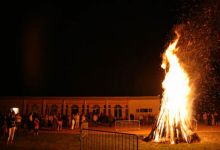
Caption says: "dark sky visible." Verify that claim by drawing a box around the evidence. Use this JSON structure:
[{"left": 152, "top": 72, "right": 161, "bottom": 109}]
[{"left": 1, "top": 0, "right": 199, "bottom": 96}]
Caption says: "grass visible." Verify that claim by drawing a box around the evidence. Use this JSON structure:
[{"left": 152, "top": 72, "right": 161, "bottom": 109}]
[
  {"left": 139, "top": 131, "right": 220, "bottom": 150},
  {"left": 0, "top": 132, "right": 80, "bottom": 150},
  {"left": 1, "top": 126, "right": 220, "bottom": 150}
]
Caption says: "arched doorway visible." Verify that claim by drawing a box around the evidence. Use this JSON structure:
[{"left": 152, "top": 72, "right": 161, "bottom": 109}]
[
  {"left": 65, "top": 105, "right": 68, "bottom": 116},
  {"left": 45, "top": 105, "right": 49, "bottom": 115},
  {"left": 114, "top": 105, "right": 122, "bottom": 119},
  {"left": 51, "top": 104, "right": 58, "bottom": 115},
  {"left": 93, "top": 105, "right": 100, "bottom": 115},
  {"left": 71, "top": 105, "right": 79, "bottom": 115}
]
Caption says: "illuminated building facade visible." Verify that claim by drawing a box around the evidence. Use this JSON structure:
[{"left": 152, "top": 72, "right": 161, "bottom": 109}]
[{"left": 0, "top": 96, "right": 160, "bottom": 119}]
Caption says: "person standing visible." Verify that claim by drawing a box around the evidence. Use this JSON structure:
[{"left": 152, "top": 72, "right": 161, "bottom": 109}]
[
  {"left": 15, "top": 113, "right": 22, "bottom": 135},
  {"left": 203, "top": 112, "right": 207, "bottom": 125},
  {"left": 34, "top": 117, "right": 39, "bottom": 136},
  {"left": 28, "top": 113, "right": 33, "bottom": 131},
  {"left": 214, "top": 111, "right": 219, "bottom": 126},
  {"left": 52, "top": 115, "right": 58, "bottom": 130},
  {"left": 71, "top": 115, "right": 75, "bottom": 130},
  {"left": 211, "top": 113, "right": 215, "bottom": 126},
  {"left": 75, "top": 113, "right": 80, "bottom": 129},
  {"left": 7, "top": 111, "right": 16, "bottom": 144},
  {"left": 57, "top": 114, "right": 63, "bottom": 131},
  {"left": 81, "top": 114, "right": 86, "bottom": 124},
  {"left": 2, "top": 120, "right": 8, "bottom": 139},
  {"left": 48, "top": 115, "right": 53, "bottom": 129},
  {"left": 207, "top": 112, "right": 212, "bottom": 126}
]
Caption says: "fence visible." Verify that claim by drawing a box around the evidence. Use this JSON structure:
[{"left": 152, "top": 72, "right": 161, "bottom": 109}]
[
  {"left": 80, "top": 128, "right": 139, "bottom": 150},
  {"left": 115, "top": 120, "right": 140, "bottom": 131}
]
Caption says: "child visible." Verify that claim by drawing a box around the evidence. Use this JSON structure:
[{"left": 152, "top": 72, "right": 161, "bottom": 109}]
[{"left": 34, "top": 117, "right": 39, "bottom": 136}]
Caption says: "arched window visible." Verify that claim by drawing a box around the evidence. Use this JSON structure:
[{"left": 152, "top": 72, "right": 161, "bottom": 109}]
[
  {"left": 82, "top": 105, "right": 85, "bottom": 114},
  {"left": 65, "top": 105, "right": 68, "bottom": 116},
  {"left": 45, "top": 105, "right": 49, "bottom": 115},
  {"left": 93, "top": 105, "right": 100, "bottom": 115},
  {"left": 103, "top": 105, "right": 106, "bottom": 115},
  {"left": 61, "top": 104, "right": 64, "bottom": 115},
  {"left": 87, "top": 105, "right": 89, "bottom": 115},
  {"left": 26, "top": 104, "right": 29, "bottom": 114},
  {"left": 32, "top": 104, "right": 39, "bottom": 113},
  {"left": 108, "top": 105, "right": 111, "bottom": 116},
  {"left": 125, "top": 105, "right": 129, "bottom": 120},
  {"left": 51, "top": 104, "right": 58, "bottom": 115},
  {"left": 114, "top": 105, "right": 122, "bottom": 119},
  {"left": 71, "top": 105, "right": 79, "bottom": 115}
]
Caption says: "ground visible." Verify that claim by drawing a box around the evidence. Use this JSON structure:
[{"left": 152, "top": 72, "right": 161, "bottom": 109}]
[{"left": 1, "top": 125, "right": 220, "bottom": 150}]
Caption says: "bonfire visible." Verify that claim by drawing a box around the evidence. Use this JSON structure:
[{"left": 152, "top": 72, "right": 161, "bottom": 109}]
[{"left": 144, "top": 32, "right": 200, "bottom": 144}]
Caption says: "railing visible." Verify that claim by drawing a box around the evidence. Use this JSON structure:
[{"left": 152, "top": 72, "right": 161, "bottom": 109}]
[
  {"left": 115, "top": 120, "right": 140, "bottom": 131},
  {"left": 80, "top": 128, "right": 139, "bottom": 150}
]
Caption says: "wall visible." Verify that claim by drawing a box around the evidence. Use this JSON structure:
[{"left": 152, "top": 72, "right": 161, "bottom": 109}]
[{"left": 0, "top": 96, "right": 160, "bottom": 119}]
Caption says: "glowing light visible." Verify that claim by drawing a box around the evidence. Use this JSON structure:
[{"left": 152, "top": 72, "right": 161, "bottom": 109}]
[
  {"left": 154, "top": 32, "right": 193, "bottom": 144},
  {"left": 11, "top": 108, "right": 19, "bottom": 114}
]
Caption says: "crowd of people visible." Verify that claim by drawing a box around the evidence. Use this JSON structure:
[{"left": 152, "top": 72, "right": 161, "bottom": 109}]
[
  {"left": 0, "top": 111, "right": 88, "bottom": 144},
  {"left": 196, "top": 111, "right": 219, "bottom": 126},
  {"left": 0, "top": 110, "right": 117, "bottom": 144},
  {"left": 0, "top": 109, "right": 219, "bottom": 144},
  {"left": 0, "top": 111, "right": 34, "bottom": 144}
]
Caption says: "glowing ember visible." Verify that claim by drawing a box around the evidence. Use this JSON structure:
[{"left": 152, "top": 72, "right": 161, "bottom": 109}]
[{"left": 153, "top": 32, "right": 194, "bottom": 144}]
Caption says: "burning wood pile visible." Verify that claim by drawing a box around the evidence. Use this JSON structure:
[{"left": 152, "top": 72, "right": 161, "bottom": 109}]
[
  {"left": 143, "top": 32, "right": 200, "bottom": 144},
  {"left": 143, "top": 0, "right": 220, "bottom": 144}
]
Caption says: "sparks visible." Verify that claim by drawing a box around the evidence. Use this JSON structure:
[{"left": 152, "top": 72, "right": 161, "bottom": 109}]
[{"left": 154, "top": 32, "right": 194, "bottom": 144}]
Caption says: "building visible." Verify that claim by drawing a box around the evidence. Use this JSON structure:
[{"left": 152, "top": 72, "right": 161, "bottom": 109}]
[{"left": 0, "top": 96, "right": 160, "bottom": 119}]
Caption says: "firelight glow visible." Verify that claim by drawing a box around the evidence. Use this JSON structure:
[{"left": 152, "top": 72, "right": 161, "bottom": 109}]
[{"left": 154, "top": 32, "right": 193, "bottom": 144}]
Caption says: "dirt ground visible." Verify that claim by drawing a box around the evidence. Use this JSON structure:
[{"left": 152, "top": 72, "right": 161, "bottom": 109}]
[{"left": 1, "top": 124, "right": 220, "bottom": 150}]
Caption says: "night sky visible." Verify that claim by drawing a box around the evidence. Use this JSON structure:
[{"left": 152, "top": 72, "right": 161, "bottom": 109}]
[{"left": 1, "top": 0, "right": 202, "bottom": 96}]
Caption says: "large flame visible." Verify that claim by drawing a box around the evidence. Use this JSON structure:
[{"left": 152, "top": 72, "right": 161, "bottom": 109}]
[{"left": 154, "top": 32, "right": 193, "bottom": 144}]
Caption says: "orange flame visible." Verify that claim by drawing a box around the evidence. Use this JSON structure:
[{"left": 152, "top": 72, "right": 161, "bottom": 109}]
[{"left": 154, "top": 32, "right": 193, "bottom": 144}]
